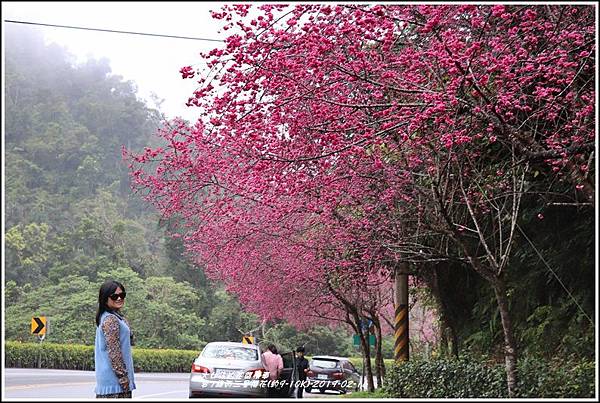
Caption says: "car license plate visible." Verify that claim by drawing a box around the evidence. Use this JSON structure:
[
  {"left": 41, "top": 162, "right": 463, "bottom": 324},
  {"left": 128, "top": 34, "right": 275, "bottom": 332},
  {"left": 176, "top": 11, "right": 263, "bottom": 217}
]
[
  {"left": 215, "top": 369, "right": 242, "bottom": 379},
  {"left": 317, "top": 374, "right": 328, "bottom": 380}
]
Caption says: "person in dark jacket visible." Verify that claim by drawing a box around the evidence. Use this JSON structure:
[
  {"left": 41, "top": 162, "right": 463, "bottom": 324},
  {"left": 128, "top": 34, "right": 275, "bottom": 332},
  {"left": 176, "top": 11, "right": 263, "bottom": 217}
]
[{"left": 295, "top": 346, "right": 309, "bottom": 398}]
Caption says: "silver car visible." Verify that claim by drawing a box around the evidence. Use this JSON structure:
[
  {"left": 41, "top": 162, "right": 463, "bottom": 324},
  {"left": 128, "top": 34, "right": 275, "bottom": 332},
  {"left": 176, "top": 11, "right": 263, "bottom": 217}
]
[{"left": 189, "top": 341, "right": 297, "bottom": 398}]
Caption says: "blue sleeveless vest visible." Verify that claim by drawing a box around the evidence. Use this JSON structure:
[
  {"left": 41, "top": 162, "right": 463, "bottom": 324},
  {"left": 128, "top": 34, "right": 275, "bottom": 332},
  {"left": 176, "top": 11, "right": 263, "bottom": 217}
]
[{"left": 94, "top": 311, "right": 136, "bottom": 395}]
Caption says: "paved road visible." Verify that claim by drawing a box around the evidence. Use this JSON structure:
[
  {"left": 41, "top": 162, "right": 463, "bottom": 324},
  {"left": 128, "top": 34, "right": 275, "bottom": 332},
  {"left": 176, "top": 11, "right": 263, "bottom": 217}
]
[
  {"left": 3, "top": 369, "right": 352, "bottom": 399},
  {"left": 4, "top": 369, "right": 189, "bottom": 399},
  {"left": 303, "top": 388, "right": 346, "bottom": 399}
]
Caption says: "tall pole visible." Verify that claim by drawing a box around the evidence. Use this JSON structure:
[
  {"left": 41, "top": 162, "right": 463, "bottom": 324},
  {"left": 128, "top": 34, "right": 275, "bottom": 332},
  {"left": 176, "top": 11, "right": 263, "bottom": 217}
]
[
  {"left": 394, "top": 262, "right": 409, "bottom": 362},
  {"left": 37, "top": 333, "right": 45, "bottom": 368}
]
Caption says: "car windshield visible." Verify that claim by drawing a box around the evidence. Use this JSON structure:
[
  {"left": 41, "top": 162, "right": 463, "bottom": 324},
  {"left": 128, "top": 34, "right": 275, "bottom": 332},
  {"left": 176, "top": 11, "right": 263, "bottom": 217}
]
[
  {"left": 202, "top": 345, "right": 258, "bottom": 361},
  {"left": 312, "top": 359, "right": 339, "bottom": 369}
]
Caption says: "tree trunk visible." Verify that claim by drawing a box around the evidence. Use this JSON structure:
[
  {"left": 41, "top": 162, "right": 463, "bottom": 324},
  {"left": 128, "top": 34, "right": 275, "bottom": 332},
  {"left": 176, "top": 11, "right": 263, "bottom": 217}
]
[
  {"left": 439, "top": 324, "right": 448, "bottom": 357},
  {"left": 373, "top": 317, "right": 384, "bottom": 388},
  {"left": 424, "top": 264, "right": 458, "bottom": 358},
  {"left": 325, "top": 277, "right": 376, "bottom": 392},
  {"left": 374, "top": 334, "right": 383, "bottom": 389},
  {"left": 358, "top": 326, "right": 375, "bottom": 392},
  {"left": 491, "top": 278, "right": 518, "bottom": 398},
  {"left": 449, "top": 325, "right": 459, "bottom": 359},
  {"left": 451, "top": 234, "right": 518, "bottom": 397}
]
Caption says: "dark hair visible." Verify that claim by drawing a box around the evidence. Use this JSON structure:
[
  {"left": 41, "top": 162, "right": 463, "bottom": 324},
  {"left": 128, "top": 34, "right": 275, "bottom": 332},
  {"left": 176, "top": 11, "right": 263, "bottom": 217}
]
[
  {"left": 95, "top": 280, "right": 125, "bottom": 326},
  {"left": 267, "top": 344, "right": 278, "bottom": 354},
  {"left": 296, "top": 346, "right": 305, "bottom": 353}
]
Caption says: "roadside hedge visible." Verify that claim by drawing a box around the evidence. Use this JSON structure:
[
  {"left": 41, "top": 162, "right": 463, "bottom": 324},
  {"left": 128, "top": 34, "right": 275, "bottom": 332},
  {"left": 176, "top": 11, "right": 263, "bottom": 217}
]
[
  {"left": 344, "top": 357, "right": 394, "bottom": 373},
  {"left": 5, "top": 341, "right": 200, "bottom": 372},
  {"left": 384, "top": 357, "right": 595, "bottom": 398},
  {"left": 5, "top": 341, "right": 96, "bottom": 370},
  {"left": 6, "top": 342, "right": 379, "bottom": 374},
  {"left": 133, "top": 347, "right": 199, "bottom": 372}
]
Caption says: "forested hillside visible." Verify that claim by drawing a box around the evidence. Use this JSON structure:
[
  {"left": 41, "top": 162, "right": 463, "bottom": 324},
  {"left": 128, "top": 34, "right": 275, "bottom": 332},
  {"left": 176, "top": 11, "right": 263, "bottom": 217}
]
[{"left": 3, "top": 25, "right": 258, "bottom": 350}]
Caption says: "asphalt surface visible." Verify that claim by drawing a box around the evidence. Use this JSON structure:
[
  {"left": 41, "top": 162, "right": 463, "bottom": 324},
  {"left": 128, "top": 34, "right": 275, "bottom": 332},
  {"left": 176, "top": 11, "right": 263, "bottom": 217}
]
[
  {"left": 3, "top": 368, "right": 350, "bottom": 399},
  {"left": 4, "top": 369, "right": 190, "bottom": 400}
]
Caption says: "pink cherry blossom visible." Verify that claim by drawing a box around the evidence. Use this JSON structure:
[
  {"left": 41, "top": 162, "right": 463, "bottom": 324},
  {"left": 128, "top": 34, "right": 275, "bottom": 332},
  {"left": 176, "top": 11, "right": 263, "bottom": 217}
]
[{"left": 127, "top": 4, "right": 594, "bottom": 338}]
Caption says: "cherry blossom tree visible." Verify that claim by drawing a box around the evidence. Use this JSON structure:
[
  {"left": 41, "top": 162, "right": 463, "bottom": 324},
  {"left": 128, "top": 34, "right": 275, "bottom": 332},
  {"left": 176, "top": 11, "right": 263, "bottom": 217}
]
[{"left": 128, "top": 4, "right": 595, "bottom": 397}]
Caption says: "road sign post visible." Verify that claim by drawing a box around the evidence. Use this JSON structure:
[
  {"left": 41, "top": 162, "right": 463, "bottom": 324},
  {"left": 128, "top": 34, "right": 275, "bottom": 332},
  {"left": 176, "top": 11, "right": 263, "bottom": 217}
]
[
  {"left": 353, "top": 332, "right": 376, "bottom": 391},
  {"left": 31, "top": 316, "right": 47, "bottom": 368}
]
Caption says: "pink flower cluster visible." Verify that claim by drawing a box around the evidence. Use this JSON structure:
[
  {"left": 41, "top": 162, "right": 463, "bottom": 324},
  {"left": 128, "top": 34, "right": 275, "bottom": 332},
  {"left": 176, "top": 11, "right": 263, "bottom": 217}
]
[{"left": 127, "top": 4, "right": 595, "bottom": 331}]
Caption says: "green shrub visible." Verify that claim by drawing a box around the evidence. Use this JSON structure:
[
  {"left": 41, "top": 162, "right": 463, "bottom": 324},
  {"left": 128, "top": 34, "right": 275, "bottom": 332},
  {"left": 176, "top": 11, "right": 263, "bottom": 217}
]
[
  {"left": 5, "top": 341, "right": 95, "bottom": 370},
  {"left": 384, "top": 358, "right": 506, "bottom": 398},
  {"left": 133, "top": 347, "right": 199, "bottom": 372},
  {"left": 516, "top": 357, "right": 596, "bottom": 397},
  {"left": 383, "top": 357, "right": 595, "bottom": 398},
  {"left": 5, "top": 341, "right": 200, "bottom": 373}
]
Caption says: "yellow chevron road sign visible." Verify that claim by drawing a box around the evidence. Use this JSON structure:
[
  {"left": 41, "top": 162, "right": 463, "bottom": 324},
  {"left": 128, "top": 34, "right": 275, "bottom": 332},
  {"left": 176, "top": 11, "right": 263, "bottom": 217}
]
[{"left": 31, "top": 316, "right": 47, "bottom": 335}]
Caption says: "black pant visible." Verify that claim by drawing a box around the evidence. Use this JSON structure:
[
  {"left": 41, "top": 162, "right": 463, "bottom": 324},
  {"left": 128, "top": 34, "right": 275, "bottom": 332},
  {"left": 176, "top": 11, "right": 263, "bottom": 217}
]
[
  {"left": 96, "top": 391, "right": 132, "bottom": 398},
  {"left": 297, "top": 379, "right": 306, "bottom": 398}
]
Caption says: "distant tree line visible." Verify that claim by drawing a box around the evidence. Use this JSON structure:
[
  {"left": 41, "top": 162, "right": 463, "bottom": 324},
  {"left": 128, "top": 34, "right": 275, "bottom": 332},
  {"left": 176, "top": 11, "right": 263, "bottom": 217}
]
[{"left": 3, "top": 25, "right": 358, "bottom": 355}]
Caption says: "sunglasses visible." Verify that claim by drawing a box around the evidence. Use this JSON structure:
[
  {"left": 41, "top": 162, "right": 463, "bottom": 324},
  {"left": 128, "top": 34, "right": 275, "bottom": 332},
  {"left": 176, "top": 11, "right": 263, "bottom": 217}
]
[{"left": 109, "top": 292, "right": 127, "bottom": 301}]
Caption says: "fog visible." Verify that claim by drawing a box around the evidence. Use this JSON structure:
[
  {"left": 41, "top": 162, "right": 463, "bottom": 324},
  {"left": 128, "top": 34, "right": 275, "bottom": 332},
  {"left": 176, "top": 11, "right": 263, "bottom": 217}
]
[{"left": 2, "top": 1, "right": 231, "bottom": 121}]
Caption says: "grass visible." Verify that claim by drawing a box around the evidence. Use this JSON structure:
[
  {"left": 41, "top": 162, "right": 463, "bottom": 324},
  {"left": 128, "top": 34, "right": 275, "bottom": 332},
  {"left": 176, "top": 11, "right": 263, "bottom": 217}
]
[
  {"left": 306, "top": 356, "right": 395, "bottom": 372},
  {"left": 340, "top": 389, "right": 390, "bottom": 399},
  {"left": 347, "top": 357, "right": 396, "bottom": 372}
]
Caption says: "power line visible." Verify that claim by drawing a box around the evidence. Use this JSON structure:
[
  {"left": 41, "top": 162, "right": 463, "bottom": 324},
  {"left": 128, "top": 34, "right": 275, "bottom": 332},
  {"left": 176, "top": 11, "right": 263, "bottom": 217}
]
[
  {"left": 4, "top": 19, "right": 224, "bottom": 42},
  {"left": 517, "top": 224, "right": 594, "bottom": 326}
]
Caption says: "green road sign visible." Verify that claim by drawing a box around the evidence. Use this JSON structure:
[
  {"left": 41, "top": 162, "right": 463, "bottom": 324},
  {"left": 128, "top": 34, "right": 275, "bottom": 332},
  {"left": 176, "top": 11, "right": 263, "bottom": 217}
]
[{"left": 353, "top": 334, "right": 375, "bottom": 346}]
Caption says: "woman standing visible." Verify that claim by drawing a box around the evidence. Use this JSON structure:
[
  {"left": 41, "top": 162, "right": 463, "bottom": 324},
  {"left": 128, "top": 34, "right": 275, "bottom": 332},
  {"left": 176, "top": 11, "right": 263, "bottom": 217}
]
[
  {"left": 94, "top": 280, "right": 136, "bottom": 398},
  {"left": 261, "top": 344, "right": 284, "bottom": 397}
]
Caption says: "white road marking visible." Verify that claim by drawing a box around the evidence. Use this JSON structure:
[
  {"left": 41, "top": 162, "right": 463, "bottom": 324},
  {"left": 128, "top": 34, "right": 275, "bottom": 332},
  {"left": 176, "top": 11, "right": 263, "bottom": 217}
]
[
  {"left": 136, "top": 390, "right": 186, "bottom": 399},
  {"left": 4, "top": 380, "right": 186, "bottom": 390},
  {"left": 5, "top": 382, "right": 95, "bottom": 390}
]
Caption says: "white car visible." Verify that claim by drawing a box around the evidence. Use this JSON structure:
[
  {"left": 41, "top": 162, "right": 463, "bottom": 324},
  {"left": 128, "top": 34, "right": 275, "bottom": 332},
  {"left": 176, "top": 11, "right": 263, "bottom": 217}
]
[{"left": 189, "top": 341, "right": 297, "bottom": 398}]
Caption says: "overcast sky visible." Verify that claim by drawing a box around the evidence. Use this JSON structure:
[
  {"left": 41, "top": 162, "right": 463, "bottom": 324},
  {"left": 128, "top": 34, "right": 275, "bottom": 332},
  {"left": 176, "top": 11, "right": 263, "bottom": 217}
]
[{"left": 2, "top": 1, "right": 232, "bottom": 121}]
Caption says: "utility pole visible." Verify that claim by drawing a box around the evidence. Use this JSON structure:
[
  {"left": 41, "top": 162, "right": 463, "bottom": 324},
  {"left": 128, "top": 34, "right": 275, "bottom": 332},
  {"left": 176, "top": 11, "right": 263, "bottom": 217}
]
[{"left": 394, "top": 262, "right": 409, "bottom": 362}]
